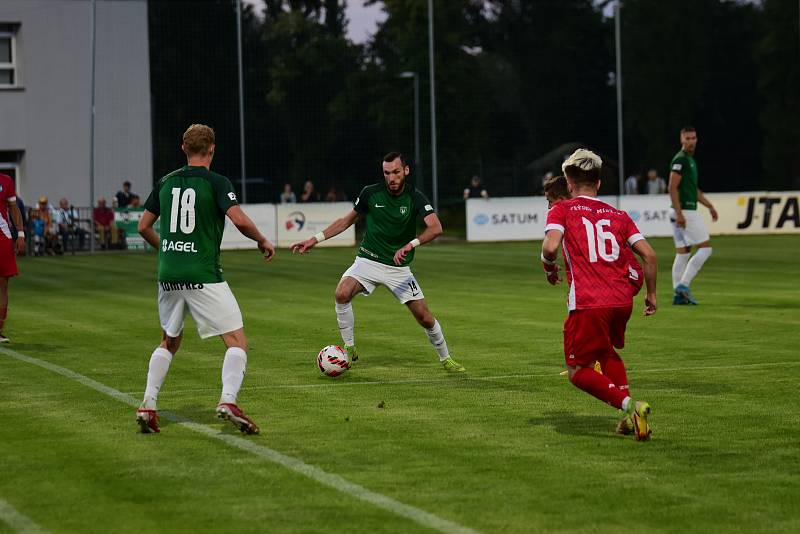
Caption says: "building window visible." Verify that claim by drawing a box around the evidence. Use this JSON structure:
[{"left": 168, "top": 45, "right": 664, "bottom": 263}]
[
  {"left": 0, "top": 151, "right": 23, "bottom": 194},
  {"left": 0, "top": 24, "right": 19, "bottom": 87}
]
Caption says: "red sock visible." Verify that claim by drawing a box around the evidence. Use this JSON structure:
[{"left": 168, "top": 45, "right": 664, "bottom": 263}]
[
  {"left": 599, "top": 350, "right": 630, "bottom": 397},
  {"left": 570, "top": 367, "right": 627, "bottom": 409}
]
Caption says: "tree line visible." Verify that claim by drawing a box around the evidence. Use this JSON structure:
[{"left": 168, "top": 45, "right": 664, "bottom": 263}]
[{"left": 148, "top": 0, "right": 799, "bottom": 202}]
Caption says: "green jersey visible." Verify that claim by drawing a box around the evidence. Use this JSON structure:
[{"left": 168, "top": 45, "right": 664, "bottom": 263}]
[
  {"left": 353, "top": 183, "right": 435, "bottom": 267},
  {"left": 144, "top": 165, "right": 238, "bottom": 283},
  {"left": 669, "top": 150, "right": 699, "bottom": 210}
]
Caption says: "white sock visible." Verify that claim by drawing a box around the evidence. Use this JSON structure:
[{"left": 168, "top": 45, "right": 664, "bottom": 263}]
[
  {"left": 425, "top": 320, "right": 450, "bottom": 361},
  {"left": 142, "top": 347, "right": 173, "bottom": 410},
  {"left": 220, "top": 347, "right": 247, "bottom": 405},
  {"left": 672, "top": 252, "right": 691, "bottom": 289},
  {"left": 335, "top": 302, "right": 355, "bottom": 346},
  {"left": 622, "top": 396, "right": 632, "bottom": 413},
  {"left": 680, "top": 247, "right": 712, "bottom": 287}
]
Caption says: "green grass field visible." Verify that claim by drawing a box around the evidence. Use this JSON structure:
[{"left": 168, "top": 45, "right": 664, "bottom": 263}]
[{"left": 1, "top": 235, "right": 799, "bottom": 533}]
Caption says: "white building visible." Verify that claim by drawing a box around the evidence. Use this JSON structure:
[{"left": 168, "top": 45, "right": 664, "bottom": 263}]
[{"left": 0, "top": 0, "right": 151, "bottom": 207}]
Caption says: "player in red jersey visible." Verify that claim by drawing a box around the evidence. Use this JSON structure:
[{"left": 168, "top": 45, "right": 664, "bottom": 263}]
[
  {"left": 0, "top": 173, "right": 27, "bottom": 343},
  {"left": 541, "top": 150, "right": 658, "bottom": 440},
  {"left": 544, "top": 174, "right": 643, "bottom": 378}
]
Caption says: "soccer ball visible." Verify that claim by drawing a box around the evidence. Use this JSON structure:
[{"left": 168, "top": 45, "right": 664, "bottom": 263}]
[{"left": 317, "top": 345, "right": 350, "bottom": 377}]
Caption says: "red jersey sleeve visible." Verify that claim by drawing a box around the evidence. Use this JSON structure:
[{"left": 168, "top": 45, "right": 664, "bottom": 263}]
[
  {"left": 621, "top": 212, "right": 645, "bottom": 247},
  {"left": 545, "top": 202, "right": 566, "bottom": 235}
]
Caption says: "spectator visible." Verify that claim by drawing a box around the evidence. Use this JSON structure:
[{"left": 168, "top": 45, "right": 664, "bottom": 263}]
[
  {"left": 280, "top": 183, "right": 296, "bottom": 204},
  {"left": 463, "top": 175, "right": 488, "bottom": 200},
  {"left": 33, "top": 196, "right": 55, "bottom": 255},
  {"left": 94, "top": 197, "right": 119, "bottom": 249},
  {"left": 52, "top": 198, "right": 87, "bottom": 253},
  {"left": 299, "top": 180, "right": 320, "bottom": 203},
  {"left": 645, "top": 169, "right": 667, "bottom": 194},
  {"left": 129, "top": 194, "right": 141, "bottom": 208},
  {"left": 324, "top": 185, "right": 346, "bottom": 202},
  {"left": 540, "top": 171, "right": 554, "bottom": 195},
  {"left": 116, "top": 181, "right": 133, "bottom": 208},
  {"left": 624, "top": 174, "right": 640, "bottom": 195}
]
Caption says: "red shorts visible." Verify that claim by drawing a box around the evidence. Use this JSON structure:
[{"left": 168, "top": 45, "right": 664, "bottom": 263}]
[
  {"left": 563, "top": 305, "right": 633, "bottom": 367},
  {"left": 0, "top": 238, "right": 18, "bottom": 277}
]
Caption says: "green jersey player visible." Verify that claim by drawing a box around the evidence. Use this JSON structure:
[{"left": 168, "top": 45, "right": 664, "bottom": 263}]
[
  {"left": 667, "top": 126, "right": 718, "bottom": 305},
  {"left": 291, "top": 152, "right": 465, "bottom": 372},
  {"left": 136, "top": 124, "right": 275, "bottom": 434}
]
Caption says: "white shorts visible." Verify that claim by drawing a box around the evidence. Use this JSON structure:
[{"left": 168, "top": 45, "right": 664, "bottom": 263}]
[
  {"left": 158, "top": 281, "right": 243, "bottom": 339},
  {"left": 670, "top": 209, "right": 710, "bottom": 248},
  {"left": 342, "top": 257, "right": 425, "bottom": 304}
]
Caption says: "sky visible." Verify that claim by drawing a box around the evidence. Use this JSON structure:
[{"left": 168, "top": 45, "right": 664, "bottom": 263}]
[{"left": 242, "top": 0, "right": 386, "bottom": 44}]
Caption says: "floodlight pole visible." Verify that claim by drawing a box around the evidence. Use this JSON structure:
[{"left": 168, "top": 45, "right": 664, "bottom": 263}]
[
  {"left": 427, "top": 0, "right": 439, "bottom": 212},
  {"left": 236, "top": 0, "right": 247, "bottom": 203},
  {"left": 615, "top": 1, "right": 625, "bottom": 197},
  {"left": 400, "top": 71, "right": 422, "bottom": 194},
  {"left": 89, "top": 0, "right": 96, "bottom": 253}
]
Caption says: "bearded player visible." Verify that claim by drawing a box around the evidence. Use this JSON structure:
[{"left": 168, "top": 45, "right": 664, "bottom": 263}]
[
  {"left": 541, "top": 149, "right": 657, "bottom": 440},
  {"left": 292, "top": 152, "right": 465, "bottom": 373},
  {"left": 136, "top": 124, "right": 275, "bottom": 434}
]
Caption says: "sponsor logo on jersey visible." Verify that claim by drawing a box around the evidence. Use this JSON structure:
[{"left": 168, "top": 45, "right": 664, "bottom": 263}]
[
  {"left": 228, "top": 192, "right": 237, "bottom": 201},
  {"left": 672, "top": 163, "right": 682, "bottom": 171},
  {"left": 162, "top": 239, "right": 198, "bottom": 253},
  {"left": 399, "top": 206, "right": 408, "bottom": 215},
  {"left": 285, "top": 211, "right": 306, "bottom": 231},
  {"left": 374, "top": 204, "right": 385, "bottom": 208},
  {"left": 424, "top": 204, "right": 433, "bottom": 211}
]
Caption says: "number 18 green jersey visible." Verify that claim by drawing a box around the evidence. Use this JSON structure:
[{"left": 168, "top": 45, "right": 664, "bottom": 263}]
[{"left": 144, "top": 165, "right": 238, "bottom": 283}]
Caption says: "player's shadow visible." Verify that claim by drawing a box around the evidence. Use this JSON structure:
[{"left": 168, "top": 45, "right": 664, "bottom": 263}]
[{"left": 528, "top": 411, "right": 619, "bottom": 438}]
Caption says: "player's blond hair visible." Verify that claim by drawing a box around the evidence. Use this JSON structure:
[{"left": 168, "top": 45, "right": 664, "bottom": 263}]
[
  {"left": 182, "top": 124, "right": 215, "bottom": 156},
  {"left": 562, "top": 148, "right": 602, "bottom": 185}
]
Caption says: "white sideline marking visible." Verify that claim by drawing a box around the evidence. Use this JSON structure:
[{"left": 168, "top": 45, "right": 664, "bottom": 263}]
[
  {"left": 0, "top": 347, "right": 477, "bottom": 534},
  {"left": 0, "top": 499, "right": 45, "bottom": 533},
  {"left": 125, "top": 361, "right": 800, "bottom": 395}
]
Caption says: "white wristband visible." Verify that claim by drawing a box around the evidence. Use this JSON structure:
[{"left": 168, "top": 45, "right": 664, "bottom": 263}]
[
  {"left": 410, "top": 238, "right": 421, "bottom": 248},
  {"left": 314, "top": 231, "right": 326, "bottom": 243},
  {"left": 16, "top": 231, "right": 25, "bottom": 237},
  {"left": 540, "top": 252, "right": 556, "bottom": 265}
]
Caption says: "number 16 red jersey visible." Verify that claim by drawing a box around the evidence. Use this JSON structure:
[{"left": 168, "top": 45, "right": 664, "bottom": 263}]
[{"left": 545, "top": 195, "right": 645, "bottom": 311}]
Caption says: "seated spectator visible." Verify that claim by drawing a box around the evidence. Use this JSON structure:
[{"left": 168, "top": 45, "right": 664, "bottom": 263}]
[
  {"left": 463, "top": 175, "right": 488, "bottom": 200},
  {"left": 94, "top": 197, "right": 119, "bottom": 250},
  {"left": 299, "top": 180, "right": 320, "bottom": 203},
  {"left": 280, "top": 183, "right": 296, "bottom": 204},
  {"left": 52, "top": 198, "right": 87, "bottom": 253},
  {"left": 32, "top": 197, "right": 55, "bottom": 255},
  {"left": 645, "top": 169, "right": 667, "bottom": 194},
  {"left": 129, "top": 194, "right": 141, "bottom": 209},
  {"left": 116, "top": 181, "right": 133, "bottom": 208},
  {"left": 325, "top": 185, "right": 346, "bottom": 202}
]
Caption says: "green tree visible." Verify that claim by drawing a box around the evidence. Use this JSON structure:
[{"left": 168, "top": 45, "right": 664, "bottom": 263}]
[
  {"left": 620, "top": 0, "right": 761, "bottom": 191},
  {"left": 757, "top": 0, "right": 800, "bottom": 189}
]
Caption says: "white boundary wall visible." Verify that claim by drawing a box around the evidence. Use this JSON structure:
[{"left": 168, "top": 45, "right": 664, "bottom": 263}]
[
  {"left": 221, "top": 202, "right": 355, "bottom": 250},
  {"left": 467, "top": 191, "right": 800, "bottom": 241}
]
